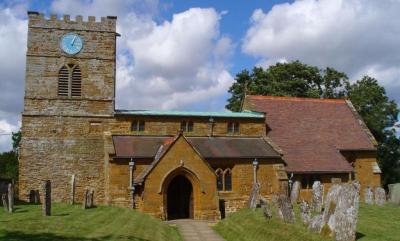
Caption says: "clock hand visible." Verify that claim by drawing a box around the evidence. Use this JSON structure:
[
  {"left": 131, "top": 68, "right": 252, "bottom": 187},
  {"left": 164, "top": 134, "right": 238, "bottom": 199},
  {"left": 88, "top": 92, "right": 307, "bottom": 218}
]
[{"left": 71, "top": 36, "right": 77, "bottom": 46}]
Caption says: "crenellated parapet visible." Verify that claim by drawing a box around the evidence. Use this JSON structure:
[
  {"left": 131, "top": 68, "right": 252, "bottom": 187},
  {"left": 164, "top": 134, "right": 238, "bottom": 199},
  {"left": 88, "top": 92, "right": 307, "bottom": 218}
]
[{"left": 27, "top": 11, "right": 117, "bottom": 32}]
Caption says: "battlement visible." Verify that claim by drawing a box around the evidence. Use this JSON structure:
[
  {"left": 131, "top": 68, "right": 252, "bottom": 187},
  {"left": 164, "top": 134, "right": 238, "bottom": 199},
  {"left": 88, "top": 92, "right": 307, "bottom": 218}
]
[{"left": 27, "top": 11, "right": 117, "bottom": 32}]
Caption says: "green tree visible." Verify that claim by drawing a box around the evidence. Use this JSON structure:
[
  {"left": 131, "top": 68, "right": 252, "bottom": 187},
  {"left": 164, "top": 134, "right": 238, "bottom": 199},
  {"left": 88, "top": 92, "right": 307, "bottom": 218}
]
[
  {"left": 0, "top": 131, "right": 20, "bottom": 180},
  {"left": 226, "top": 61, "right": 400, "bottom": 186},
  {"left": 226, "top": 61, "right": 349, "bottom": 111}
]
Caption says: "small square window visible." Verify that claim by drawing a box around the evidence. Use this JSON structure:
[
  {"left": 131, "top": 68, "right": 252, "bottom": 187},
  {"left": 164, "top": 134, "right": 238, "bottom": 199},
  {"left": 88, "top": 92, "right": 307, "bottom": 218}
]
[
  {"left": 227, "top": 122, "right": 240, "bottom": 134},
  {"left": 180, "top": 121, "right": 194, "bottom": 132},
  {"left": 131, "top": 120, "right": 145, "bottom": 132}
]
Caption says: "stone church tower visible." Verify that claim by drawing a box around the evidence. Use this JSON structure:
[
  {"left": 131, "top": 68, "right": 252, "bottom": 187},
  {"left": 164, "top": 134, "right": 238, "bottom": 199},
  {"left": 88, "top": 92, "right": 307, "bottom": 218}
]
[{"left": 19, "top": 12, "right": 118, "bottom": 203}]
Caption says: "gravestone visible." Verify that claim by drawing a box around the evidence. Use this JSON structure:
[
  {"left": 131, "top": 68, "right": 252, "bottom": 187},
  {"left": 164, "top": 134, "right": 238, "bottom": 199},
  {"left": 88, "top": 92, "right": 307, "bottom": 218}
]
[
  {"left": 308, "top": 214, "right": 324, "bottom": 233},
  {"left": 2, "top": 194, "right": 8, "bottom": 212},
  {"left": 7, "top": 183, "right": 13, "bottom": 213},
  {"left": 312, "top": 181, "right": 324, "bottom": 213},
  {"left": 275, "top": 194, "right": 295, "bottom": 223},
  {"left": 247, "top": 183, "right": 260, "bottom": 209},
  {"left": 82, "top": 188, "right": 89, "bottom": 209},
  {"left": 313, "top": 182, "right": 360, "bottom": 241},
  {"left": 290, "top": 181, "right": 301, "bottom": 204},
  {"left": 364, "top": 187, "right": 374, "bottom": 205},
  {"left": 388, "top": 183, "right": 400, "bottom": 205},
  {"left": 42, "top": 180, "right": 51, "bottom": 216},
  {"left": 300, "top": 200, "right": 311, "bottom": 225},
  {"left": 29, "top": 190, "right": 40, "bottom": 204},
  {"left": 374, "top": 187, "right": 386, "bottom": 206},
  {"left": 260, "top": 197, "right": 272, "bottom": 219},
  {"left": 90, "top": 189, "right": 95, "bottom": 207},
  {"left": 70, "top": 174, "right": 75, "bottom": 205}
]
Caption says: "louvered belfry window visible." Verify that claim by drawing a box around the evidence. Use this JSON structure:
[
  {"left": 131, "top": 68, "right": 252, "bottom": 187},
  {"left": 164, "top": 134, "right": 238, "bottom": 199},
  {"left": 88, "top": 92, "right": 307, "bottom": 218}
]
[{"left": 58, "top": 64, "right": 82, "bottom": 97}]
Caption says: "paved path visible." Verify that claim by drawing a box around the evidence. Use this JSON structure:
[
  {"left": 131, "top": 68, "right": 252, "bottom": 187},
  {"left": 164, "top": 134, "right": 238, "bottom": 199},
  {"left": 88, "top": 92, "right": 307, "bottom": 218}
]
[{"left": 167, "top": 219, "right": 226, "bottom": 241}]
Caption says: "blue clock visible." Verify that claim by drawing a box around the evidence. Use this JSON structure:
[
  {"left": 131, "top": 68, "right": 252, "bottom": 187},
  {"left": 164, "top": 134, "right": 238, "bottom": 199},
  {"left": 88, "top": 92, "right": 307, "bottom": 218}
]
[{"left": 60, "top": 33, "right": 83, "bottom": 55}]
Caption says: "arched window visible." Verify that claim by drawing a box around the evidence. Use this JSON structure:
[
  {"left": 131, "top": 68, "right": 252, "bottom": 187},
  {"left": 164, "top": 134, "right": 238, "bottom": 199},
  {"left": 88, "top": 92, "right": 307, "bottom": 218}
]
[
  {"left": 224, "top": 169, "right": 232, "bottom": 191},
  {"left": 215, "top": 168, "right": 233, "bottom": 192},
  {"left": 216, "top": 168, "right": 223, "bottom": 191},
  {"left": 58, "top": 64, "right": 81, "bottom": 97}
]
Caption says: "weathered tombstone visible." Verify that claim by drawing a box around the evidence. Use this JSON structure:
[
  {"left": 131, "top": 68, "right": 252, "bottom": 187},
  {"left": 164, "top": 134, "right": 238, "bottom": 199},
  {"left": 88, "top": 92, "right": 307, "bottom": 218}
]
[
  {"left": 314, "top": 182, "right": 360, "bottom": 241},
  {"left": 247, "top": 183, "right": 260, "bottom": 209},
  {"left": 260, "top": 197, "right": 272, "bottom": 219},
  {"left": 388, "top": 183, "right": 400, "bottom": 205},
  {"left": 70, "top": 174, "right": 76, "bottom": 205},
  {"left": 312, "top": 181, "right": 324, "bottom": 213},
  {"left": 42, "top": 180, "right": 51, "bottom": 216},
  {"left": 82, "top": 188, "right": 89, "bottom": 209},
  {"left": 29, "top": 190, "right": 40, "bottom": 204},
  {"left": 7, "top": 183, "right": 13, "bottom": 213},
  {"left": 89, "top": 189, "right": 94, "bottom": 208},
  {"left": 300, "top": 200, "right": 311, "bottom": 225},
  {"left": 290, "top": 181, "right": 301, "bottom": 204},
  {"left": 308, "top": 214, "right": 324, "bottom": 233},
  {"left": 275, "top": 194, "right": 295, "bottom": 223},
  {"left": 364, "top": 187, "right": 374, "bottom": 205},
  {"left": 2, "top": 194, "right": 8, "bottom": 212},
  {"left": 374, "top": 187, "right": 386, "bottom": 206}
]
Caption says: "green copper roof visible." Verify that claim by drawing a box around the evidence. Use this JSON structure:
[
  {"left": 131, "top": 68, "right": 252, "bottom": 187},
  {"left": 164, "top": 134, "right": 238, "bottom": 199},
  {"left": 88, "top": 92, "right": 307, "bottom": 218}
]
[{"left": 115, "top": 109, "right": 264, "bottom": 118}]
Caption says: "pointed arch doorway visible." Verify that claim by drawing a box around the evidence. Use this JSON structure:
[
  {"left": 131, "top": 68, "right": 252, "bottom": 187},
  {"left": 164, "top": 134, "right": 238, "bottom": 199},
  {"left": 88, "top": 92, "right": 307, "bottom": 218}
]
[{"left": 167, "top": 175, "right": 194, "bottom": 220}]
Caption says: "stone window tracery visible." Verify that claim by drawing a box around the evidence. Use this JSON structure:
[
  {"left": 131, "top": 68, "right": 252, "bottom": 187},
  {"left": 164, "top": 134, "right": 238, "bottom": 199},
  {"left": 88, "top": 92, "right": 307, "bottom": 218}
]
[
  {"left": 58, "top": 64, "right": 81, "bottom": 97},
  {"left": 215, "top": 168, "right": 232, "bottom": 191}
]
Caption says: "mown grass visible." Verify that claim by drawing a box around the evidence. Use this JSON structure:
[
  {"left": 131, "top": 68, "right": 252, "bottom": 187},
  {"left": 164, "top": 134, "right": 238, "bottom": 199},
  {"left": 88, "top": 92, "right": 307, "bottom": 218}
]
[
  {"left": 0, "top": 203, "right": 182, "bottom": 241},
  {"left": 214, "top": 203, "right": 400, "bottom": 241}
]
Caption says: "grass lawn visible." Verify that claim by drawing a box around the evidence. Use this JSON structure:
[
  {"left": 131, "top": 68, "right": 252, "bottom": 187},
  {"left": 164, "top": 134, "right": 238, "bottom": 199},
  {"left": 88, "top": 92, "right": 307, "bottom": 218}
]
[
  {"left": 214, "top": 203, "right": 400, "bottom": 241},
  {"left": 0, "top": 203, "right": 182, "bottom": 241}
]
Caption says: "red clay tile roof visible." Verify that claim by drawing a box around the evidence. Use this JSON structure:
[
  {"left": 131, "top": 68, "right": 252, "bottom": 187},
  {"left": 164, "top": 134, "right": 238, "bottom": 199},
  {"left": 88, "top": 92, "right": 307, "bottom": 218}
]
[{"left": 245, "top": 95, "right": 377, "bottom": 173}]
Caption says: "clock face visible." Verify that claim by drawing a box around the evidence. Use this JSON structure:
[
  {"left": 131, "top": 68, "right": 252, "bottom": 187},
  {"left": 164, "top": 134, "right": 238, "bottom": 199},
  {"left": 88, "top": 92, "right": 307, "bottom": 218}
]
[{"left": 60, "top": 33, "right": 83, "bottom": 55}]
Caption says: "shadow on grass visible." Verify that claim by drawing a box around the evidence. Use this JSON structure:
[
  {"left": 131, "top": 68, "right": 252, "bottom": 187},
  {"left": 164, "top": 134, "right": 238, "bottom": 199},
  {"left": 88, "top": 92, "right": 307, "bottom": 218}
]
[
  {"left": 356, "top": 232, "right": 366, "bottom": 240},
  {"left": 0, "top": 231, "right": 151, "bottom": 241}
]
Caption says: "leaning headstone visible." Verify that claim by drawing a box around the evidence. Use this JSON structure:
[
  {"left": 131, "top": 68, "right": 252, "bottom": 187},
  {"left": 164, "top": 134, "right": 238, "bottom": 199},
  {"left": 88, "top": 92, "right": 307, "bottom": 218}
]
[
  {"left": 275, "top": 194, "right": 295, "bottom": 223},
  {"left": 2, "top": 194, "right": 8, "bottom": 212},
  {"left": 70, "top": 174, "right": 76, "bottom": 205},
  {"left": 290, "top": 181, "right": 301, "bottom": 204},
  {"left": 42, "top": 180, "right": 51, "bottom": 216},
  {"left": 374, "top": 187, "right": 386, "bottom": 206},
  {"left": 7, "top": 183, "right": 13, "bottom": 213},
  {"left": 247, "top": 183, "right": 260, "bottom": 209},
  {"left": 82, "top": 188, "right": 89, "bottom": 209},
  {"left": 260, "top": 197, "right": 272, "bottom": 219},
  {"left": 388, "top": 183, "right": 400, "bottom": 205},
  {"left": 319, "top": 182, "right": 360, "bottom": 241},
  {"left": 300, "top": 200, "right": 311, "bottom": 226},
  {"left": 312, "top": 181, "right": 324, "bottom": 213},
  {"left": 364, "top": 187, "right": 374, "bottom": 205}
]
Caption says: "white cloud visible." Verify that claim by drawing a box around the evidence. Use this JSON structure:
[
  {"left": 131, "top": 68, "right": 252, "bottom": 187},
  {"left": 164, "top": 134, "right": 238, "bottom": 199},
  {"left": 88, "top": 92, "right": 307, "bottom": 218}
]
[
  {"left": 242, "top": 0, "right": 400, "bottom": 104},
  {"left": 115, "top": 8, "right": 234, "bottom": 110},
  {"left": 0, "top": 3, "right": 27, "bottom": 152},
  {"left": 51, "top": 1, "right": 234, "bottom": 110}
]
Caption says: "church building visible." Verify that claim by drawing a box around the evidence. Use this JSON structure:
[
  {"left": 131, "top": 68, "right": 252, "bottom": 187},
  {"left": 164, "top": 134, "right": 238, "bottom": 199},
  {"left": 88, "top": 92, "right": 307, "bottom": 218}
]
[{"left": 19, "top": 12, "right": 381, "bottom": 220}]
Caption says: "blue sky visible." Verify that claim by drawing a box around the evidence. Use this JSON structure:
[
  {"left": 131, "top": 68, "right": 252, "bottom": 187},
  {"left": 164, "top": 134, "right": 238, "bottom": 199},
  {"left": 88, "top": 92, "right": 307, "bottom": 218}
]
[{"left": 0, "top": 0, "right": 399, "bottom": 151}]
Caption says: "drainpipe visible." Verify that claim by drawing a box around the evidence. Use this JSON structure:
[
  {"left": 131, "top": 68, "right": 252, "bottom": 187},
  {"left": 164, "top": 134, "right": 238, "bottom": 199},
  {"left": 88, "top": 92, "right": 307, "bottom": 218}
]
[{"left": 129, "top": 158, "right": 135, "bottom": 209}]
